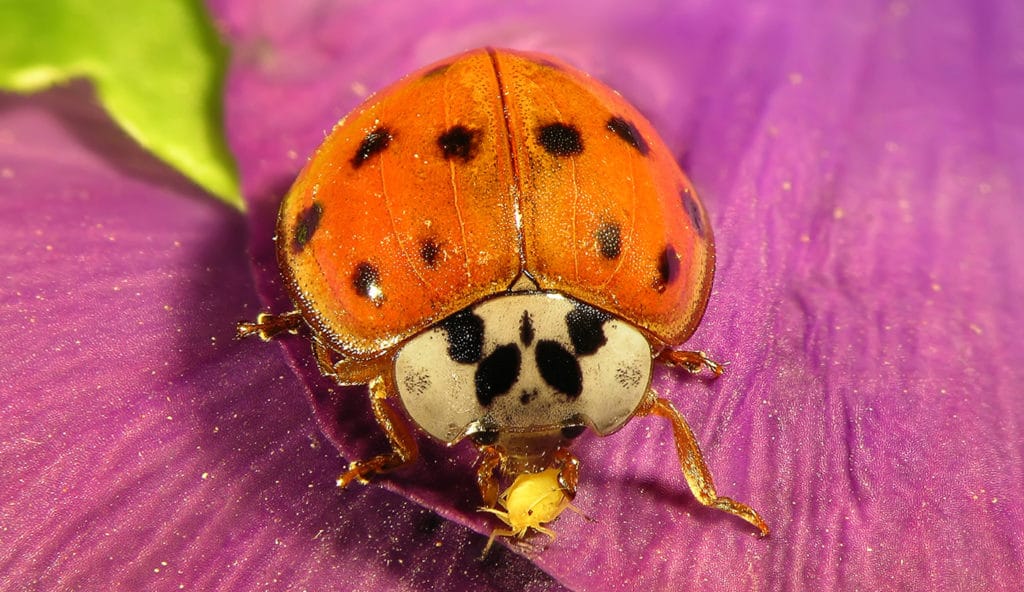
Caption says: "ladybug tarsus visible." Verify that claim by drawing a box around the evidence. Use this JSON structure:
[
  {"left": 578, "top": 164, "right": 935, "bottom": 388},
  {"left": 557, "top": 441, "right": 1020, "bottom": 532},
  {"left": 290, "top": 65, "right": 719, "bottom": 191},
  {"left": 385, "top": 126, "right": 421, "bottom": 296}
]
[{"left": 236, "top": 310, "right": 304, "bottom": 342}]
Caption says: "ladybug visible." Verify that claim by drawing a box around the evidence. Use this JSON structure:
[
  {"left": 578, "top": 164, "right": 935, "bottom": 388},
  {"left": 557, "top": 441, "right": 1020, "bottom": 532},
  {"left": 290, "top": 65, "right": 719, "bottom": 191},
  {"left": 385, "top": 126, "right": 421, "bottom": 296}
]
[{"left": 239, "top": 48, "right": 768, "bottom": 543}]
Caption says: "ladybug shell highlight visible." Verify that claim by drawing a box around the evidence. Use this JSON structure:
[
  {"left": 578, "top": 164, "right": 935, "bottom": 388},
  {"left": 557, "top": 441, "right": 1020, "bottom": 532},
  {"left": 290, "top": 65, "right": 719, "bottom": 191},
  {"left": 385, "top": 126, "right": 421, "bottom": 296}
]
[{"left": 277, "top": 48, "right": 714, "bottom": 359}]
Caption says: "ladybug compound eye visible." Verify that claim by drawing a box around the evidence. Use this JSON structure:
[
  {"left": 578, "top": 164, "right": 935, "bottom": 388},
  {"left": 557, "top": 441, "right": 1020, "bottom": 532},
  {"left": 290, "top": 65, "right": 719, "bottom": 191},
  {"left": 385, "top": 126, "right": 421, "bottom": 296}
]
[
  {"left": 560, "top": 419, "right": 587, "bottom": 440},
  {"left": 394, "top": 292, "right": 654, "bottom": 451},
  {"left": 468, "top": 426, "right": 500, "bottom": 446}
]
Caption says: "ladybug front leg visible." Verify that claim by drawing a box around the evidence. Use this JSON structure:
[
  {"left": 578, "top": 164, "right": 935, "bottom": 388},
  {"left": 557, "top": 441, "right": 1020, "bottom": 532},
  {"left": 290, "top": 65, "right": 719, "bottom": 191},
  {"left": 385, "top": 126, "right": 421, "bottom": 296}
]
[
  {"left": 337, "top": 374, "right": 420, "bottom": 487},
  {"left": 657, "top": 349, "right": 725, "bottom": 377},
  {"left": 236, "top": 310, "right": 304, "bottom": 341},
  {"left": 550, "top": 447, "right": 580, "bottom": 501},
  {"left": 476, "top": 446, "right": 504, "bottom": 508},
  {"left": 638, "top": 390, "right": 769, "bottom": 536}
]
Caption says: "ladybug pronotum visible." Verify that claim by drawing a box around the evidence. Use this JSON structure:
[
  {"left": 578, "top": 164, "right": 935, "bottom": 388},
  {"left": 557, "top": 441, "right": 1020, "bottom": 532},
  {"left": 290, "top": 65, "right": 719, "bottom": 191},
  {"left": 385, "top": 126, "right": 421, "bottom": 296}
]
[{"left": 239, "top": 48, "right": 768, "bottom": 545}]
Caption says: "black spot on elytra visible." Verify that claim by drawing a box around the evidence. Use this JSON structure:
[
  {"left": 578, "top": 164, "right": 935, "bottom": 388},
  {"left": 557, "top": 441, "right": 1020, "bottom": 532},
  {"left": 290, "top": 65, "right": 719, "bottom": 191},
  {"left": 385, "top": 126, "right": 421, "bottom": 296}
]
[
  {"left": 440, "top": 310, "right": 484, "bottom": 364},
  {"left": 607, "top": 116, "right": 649, "bottom": 156},
  {"left": 420, "top": 238, "right": 441, "bottom": 268},
  {"left": 476, "top": 344, "right": 522, "bottom": 406},
  {"left": 536, "top": 340, "right": 582, "bottom": 399},
  {"left": 519, "top": 389, "right": 539, "bottom": 405},
  {"left": 537, "top": 123, "right": 583, "bottom": 157},
  {"left": 595, "top": 222, "right": 621, "bottom": 259},
  {"left": 519, "top": 310, "right": 534, "bottom": 347},
  {"left": 438, "top": 125, "right": 480, "bottom": 162},
  {"left": 566, "top": 303, "right": 610, "bottom": 356},
  {"left": 351, "top": 127, "right": 392, "bottom": 168},
  {"left": 680, "top": 187, "right": 706, "bottom": 239},
  {"left": 292, "top": 202, "right": 322, "bottom": 252},
  {"left": 352, "top": 262, "right": 383, "bottom": 303},
  {"left": 655, "top": 246, "right": 680, "bottom": 292}
]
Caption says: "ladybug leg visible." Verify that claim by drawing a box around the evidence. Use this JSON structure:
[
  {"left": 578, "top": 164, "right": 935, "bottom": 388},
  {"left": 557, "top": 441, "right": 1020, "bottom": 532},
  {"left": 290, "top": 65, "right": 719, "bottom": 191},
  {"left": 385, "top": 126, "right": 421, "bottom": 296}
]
[
  {"left": 312, "top": 339, "right": 338, "bottom": 379},
  {"left": 638, "top": 391, "right": 769, "bottom": 536},
  {"left": 236, "top": 310, "right": 303, "bottom": 341},
  {"left": 550, "top": 447, "right": 580, "bottom": 500},
  {"left": 657, "top": 349, "right": 725, "bottom": 377},
  {"left": 337, "top": 374, "right": 420, "bottom": 487},
  {"left": 476, "top": 446, "right": 504, "bottom": 508}
]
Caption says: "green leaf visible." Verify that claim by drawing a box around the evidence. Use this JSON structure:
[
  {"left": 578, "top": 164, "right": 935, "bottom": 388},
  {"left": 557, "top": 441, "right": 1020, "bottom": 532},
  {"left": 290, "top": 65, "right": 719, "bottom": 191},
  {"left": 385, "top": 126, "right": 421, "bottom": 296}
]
[{"left": 0, "top": 0, "right": 242, "bottom": 209}]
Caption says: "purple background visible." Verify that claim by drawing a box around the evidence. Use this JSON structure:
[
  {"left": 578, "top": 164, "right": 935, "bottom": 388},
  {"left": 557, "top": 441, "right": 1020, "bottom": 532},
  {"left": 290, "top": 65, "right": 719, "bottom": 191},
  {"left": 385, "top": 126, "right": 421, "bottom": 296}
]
[{"left": 3, "top": 0, "right": 1023, "bottom": 589}]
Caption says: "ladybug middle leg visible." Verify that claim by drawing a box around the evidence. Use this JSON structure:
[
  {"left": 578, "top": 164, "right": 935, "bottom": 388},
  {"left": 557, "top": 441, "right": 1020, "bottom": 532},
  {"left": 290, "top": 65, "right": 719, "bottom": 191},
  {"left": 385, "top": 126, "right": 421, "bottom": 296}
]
[
  {"left": 336, "top": 373, "right": 420, "bottom": 487},
  {"left": 637, "top": 389, "right": 769, "bottom": 537},
  {"left": 308, "top": 341, "right": 420, "bottom": 487},
  {"left": 239, "top": 314, "right": 420, "bottom": 485}
]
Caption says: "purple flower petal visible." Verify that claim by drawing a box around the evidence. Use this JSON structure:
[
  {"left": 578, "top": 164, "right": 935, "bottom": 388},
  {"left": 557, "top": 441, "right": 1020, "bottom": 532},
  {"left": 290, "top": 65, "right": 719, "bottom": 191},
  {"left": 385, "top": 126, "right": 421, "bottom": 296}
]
[
  {"left": 0, "top": 84, "right": 557, "bottom": 590},
  {"left": 8, "top": 0, "right": 1022, "bottom": 589},
  {"left": 214, "top": 0, "right": 1024, "bottom": 588}
]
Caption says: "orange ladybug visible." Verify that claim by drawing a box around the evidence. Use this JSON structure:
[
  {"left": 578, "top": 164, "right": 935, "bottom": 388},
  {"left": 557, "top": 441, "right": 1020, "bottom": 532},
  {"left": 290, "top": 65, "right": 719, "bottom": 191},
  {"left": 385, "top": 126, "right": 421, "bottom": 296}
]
[{"left": 239, "top": 48, "right": 768, "bottom": 543}]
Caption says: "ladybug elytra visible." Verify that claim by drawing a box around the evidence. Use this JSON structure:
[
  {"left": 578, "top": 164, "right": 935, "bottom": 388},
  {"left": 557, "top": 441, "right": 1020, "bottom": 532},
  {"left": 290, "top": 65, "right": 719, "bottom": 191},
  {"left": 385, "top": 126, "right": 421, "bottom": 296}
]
[{"left": 239, "top": 48, "right": 768, "bottom": 546}]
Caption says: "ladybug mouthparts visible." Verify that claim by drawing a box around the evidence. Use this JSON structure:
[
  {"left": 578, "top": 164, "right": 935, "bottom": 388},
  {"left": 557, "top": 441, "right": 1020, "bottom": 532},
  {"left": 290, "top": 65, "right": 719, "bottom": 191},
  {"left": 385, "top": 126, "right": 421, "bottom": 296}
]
[{"left": 393, "top": 291, "right": 653, "bottom": 457}]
